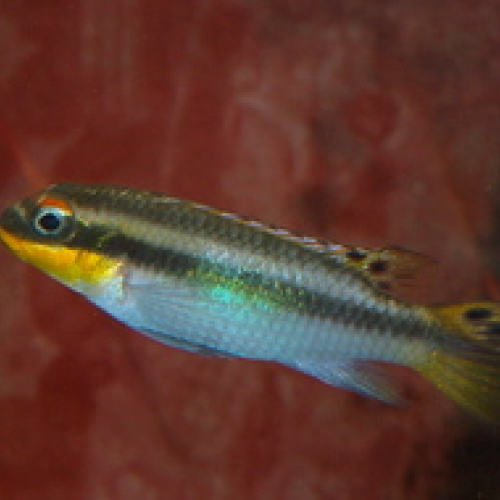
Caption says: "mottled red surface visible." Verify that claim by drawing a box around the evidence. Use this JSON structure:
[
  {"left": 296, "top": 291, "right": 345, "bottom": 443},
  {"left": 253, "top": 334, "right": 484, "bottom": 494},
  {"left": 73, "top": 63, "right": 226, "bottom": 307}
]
[{"left": 1, "top": 2, "right": 500, "bottom": 499}]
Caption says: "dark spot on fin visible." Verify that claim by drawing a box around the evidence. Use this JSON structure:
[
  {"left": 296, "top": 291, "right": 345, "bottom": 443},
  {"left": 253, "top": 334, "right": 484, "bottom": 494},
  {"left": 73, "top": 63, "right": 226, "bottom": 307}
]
[
  {"left": 464, "top": 307, "right": 494, "bottom": 322},
  {"left": 429, "top": 302, "right": 500, "bottom": 348},
  {"left": 345, "top": 249, "right": 367, "bottom": 261},
  {"left": 369, "top": 259, "right": 388, "bottom": 275}
]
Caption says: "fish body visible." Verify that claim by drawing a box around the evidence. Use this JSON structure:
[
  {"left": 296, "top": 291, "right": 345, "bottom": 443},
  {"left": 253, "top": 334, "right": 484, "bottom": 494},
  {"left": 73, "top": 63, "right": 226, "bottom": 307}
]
[{"left": 1, "top": 183, "right": 500, "bottom": 421}]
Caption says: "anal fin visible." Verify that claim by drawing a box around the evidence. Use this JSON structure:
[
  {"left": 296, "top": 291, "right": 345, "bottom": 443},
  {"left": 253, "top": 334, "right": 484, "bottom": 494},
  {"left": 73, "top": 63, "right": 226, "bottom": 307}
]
[{"left": 291, "top": 359, "right": 404, "bottom": 405}]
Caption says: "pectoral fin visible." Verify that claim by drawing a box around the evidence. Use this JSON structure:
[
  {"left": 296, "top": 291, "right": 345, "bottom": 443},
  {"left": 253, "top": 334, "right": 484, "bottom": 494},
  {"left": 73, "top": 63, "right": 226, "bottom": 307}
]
[
  {"left": 138, "top": 327, "right": 231, "bottom": 357},
  {"left": 127, "top": 279, "right": 233, "bottom": 355}
]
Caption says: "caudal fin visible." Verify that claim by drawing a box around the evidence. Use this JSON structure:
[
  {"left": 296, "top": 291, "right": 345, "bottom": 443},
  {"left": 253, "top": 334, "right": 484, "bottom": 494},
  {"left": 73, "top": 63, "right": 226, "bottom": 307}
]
[{"left": 416, "top": 302, "right": 500, "bottom": 424}]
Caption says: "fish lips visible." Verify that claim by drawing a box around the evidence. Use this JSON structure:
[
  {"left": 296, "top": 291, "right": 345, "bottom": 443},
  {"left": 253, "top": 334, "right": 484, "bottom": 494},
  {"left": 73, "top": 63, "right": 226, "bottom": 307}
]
[{"left": 0, "top": 204, "right": 26, "bottom": 242}]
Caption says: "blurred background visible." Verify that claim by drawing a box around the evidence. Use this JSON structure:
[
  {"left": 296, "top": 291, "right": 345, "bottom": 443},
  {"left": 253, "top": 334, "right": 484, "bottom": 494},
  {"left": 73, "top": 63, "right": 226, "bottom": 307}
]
[{"left": 0, "top": 1, "right": 500, "bottom": 499}]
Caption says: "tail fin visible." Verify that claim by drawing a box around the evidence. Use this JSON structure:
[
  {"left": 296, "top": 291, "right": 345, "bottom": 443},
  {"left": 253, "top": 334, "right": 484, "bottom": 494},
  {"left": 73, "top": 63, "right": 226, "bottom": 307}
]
[{"left": 416, "top": 302, "right": 500, "bottom": 424}]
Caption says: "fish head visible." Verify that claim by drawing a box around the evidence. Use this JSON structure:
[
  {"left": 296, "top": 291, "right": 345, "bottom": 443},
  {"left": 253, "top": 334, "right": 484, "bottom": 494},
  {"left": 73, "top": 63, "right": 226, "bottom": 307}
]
[{"left": 0, "top": 185, "right": 120, "bottom": 288}]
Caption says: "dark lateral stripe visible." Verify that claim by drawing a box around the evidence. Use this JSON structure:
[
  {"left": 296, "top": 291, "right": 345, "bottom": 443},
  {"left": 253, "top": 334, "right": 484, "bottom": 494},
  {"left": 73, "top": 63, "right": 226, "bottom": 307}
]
[{"left": 67, "top": 221, "right": 424, "bottom": 336}]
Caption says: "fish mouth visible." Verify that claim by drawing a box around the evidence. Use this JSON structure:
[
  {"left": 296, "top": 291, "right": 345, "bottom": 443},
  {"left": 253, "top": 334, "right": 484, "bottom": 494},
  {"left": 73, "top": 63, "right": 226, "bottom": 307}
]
[
  {"left": 0, "top": 204, "right": 28, "bottom": 243},
  {"left": 0, "top": 205, "right": 29, "bottom": 257}
]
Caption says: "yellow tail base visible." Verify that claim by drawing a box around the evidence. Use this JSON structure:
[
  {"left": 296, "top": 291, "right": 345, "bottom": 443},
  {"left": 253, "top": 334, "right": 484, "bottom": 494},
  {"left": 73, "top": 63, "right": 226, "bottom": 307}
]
[{"left": 417, "top": 302, "right": 500, "bottom": 424}]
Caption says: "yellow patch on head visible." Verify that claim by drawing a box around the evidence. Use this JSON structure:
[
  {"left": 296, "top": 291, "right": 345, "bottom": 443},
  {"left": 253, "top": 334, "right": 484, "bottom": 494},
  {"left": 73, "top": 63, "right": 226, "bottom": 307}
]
[{"left": 0, "top": 227, "right": 120, "bottom": 286}]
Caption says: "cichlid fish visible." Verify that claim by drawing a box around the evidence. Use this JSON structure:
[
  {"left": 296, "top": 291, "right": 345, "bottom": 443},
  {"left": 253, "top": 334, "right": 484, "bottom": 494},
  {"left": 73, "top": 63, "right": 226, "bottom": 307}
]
[{"left": 1, "top": 183, "right": 500, "bottom": 421}]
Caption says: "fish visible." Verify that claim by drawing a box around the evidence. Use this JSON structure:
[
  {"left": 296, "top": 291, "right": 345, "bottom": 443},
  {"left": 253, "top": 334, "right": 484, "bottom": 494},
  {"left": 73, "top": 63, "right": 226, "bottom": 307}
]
[{"left": 1, "top": 182, "right": 500, "bottom": 422}]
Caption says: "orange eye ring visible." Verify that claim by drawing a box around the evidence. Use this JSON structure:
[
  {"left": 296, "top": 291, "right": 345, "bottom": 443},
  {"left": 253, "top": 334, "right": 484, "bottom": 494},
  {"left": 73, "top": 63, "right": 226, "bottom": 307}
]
[{"left": 37, "top": 196, "right": 74, "bottom": 217}]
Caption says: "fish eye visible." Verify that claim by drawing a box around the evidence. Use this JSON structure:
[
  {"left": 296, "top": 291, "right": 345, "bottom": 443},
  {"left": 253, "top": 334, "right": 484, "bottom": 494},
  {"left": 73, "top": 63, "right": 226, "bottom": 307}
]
[{"left": 32, "top": 207, "right": 68, "bottom": 236}]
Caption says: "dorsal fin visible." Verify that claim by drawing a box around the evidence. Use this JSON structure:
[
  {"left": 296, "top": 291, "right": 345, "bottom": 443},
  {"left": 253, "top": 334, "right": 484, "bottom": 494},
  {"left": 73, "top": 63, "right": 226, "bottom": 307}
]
[
  {"left": 201, "top": 206, "right": 435, "bottom": 297},
  {"left": 328, "top": 245, "right": 436, "bottom": 296}
]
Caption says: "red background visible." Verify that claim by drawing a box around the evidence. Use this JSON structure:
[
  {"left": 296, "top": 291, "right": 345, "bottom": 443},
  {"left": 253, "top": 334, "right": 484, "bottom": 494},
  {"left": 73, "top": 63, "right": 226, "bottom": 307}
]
[{"left": 1, "top": 2, "right": 500, "bottom": 499}]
